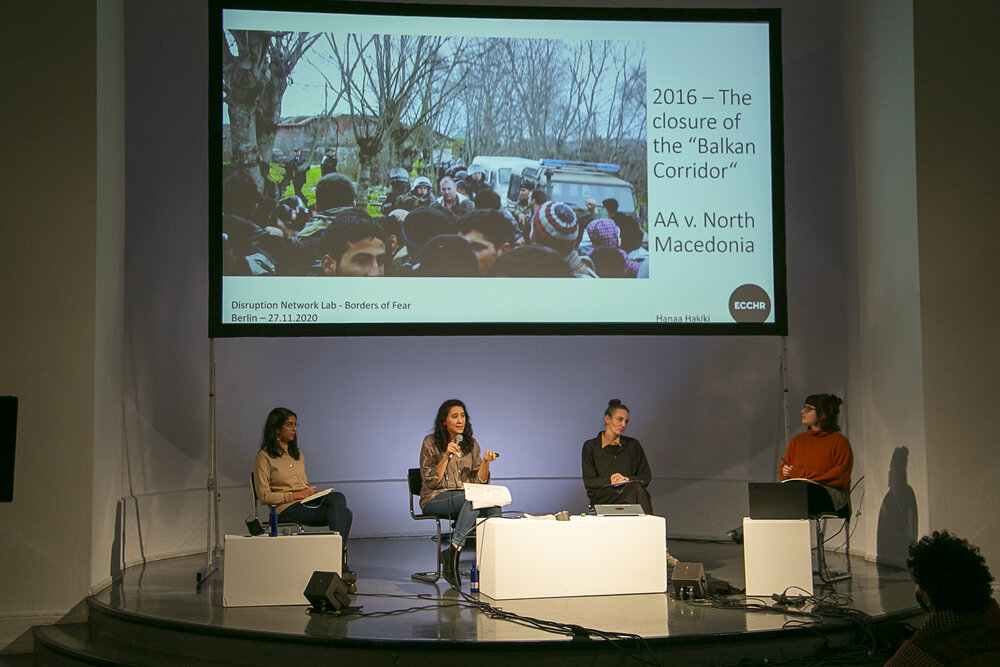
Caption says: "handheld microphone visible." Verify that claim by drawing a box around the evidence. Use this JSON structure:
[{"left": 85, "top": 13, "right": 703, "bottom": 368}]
[{"left": 450, "top": 434, "right": 463, "bottom": 460}]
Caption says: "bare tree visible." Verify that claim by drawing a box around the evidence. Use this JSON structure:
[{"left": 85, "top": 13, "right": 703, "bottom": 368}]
[
  {"left": 604, "top": 44, "right": 646, "bottom": 152},
  {"left": 460, "top": 40, "right": 520, "bottom": 159},
  {"left": 604, "top": 44, "right": 647, "bottom": 201},
  {"left": 320, "top": 33, "right": 474, "bottom": 190},
  {"left": 222, "top": 30, "right": 320, "bottom": 191},
  {"left": 500, "top": 39, "right": 577, "bottom": 158}
]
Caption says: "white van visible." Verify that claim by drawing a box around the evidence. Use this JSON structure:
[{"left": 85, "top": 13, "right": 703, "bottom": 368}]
[{"left": 470, "top": 155, "right": 540, "bottom": 203}]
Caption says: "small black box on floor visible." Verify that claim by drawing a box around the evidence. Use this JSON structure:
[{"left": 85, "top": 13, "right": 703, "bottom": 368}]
[
  {"left": 304, "top": 571, "right": 351, "bottom": 612},
  {"left": 0, "top": 396, "right": 17, "bottom": 503},
  {"left": 671, "top": 562, "right": 707, "bottom": 600}
]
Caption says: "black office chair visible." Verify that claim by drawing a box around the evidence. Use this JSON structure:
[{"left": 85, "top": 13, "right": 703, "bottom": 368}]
[
  {"left": 814, "top": 499, "right": 852, "bottom": 583},
  {"left": 407, "top": 468, "right": 448, "bottom": 583}
]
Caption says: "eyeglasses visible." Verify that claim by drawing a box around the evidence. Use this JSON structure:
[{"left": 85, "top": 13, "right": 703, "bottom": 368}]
[
  {"left": 282, "top": 422, "right": 298, "bottom": 429},
  {"left": 801, "top": 405, "right": 816, "bottom": 412}
]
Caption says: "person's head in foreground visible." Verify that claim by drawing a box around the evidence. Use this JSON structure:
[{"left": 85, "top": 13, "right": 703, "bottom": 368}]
[{"left": 908, "top": 530, "right": 994, "bottom": 614}]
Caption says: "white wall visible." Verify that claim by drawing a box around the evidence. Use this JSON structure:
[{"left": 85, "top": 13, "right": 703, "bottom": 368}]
[
  {"left": 1, "top": 1, "right": 101, "bottom": 649},
  {"left": 119, "top": 0, "right": 213, "bottom": 567},
  {"left": 913, "top": 0, "right": 1000, "bottom": 571},
  {"left": 92, "top": 0, "right": 127, "bottom": 595},
  {"left": 849, "top": 0, "right": 927, "bottom": 568}
]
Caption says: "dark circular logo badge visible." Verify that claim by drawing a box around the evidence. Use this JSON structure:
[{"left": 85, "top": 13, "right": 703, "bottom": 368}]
[{"left": 729, "top": 284, "right": 771, "bottom": 322}]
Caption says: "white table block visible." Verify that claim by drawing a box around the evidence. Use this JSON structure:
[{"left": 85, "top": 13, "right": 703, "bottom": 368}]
[
  {"left": 223, "top": 533, "right": 342, "bottom": 607},
  {"left": 475, "top": 515, "right": 666, "bottom": 600},
  {"left": 742, "top": 518, "right": 813, "bottom": 597}
]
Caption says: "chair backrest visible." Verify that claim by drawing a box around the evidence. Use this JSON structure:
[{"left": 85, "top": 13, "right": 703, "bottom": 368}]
[
  {"left": 408, "top": 468, "right": 426, "bottom": 520},
  {"left": 250, "top": 472, "right": 259, "bottom": 513},
  {"left": 251, "top": 471, "right": 311, "bottom": 531},
  {"left": 407, "top": 468, "right": 422, "bottom": 497}
]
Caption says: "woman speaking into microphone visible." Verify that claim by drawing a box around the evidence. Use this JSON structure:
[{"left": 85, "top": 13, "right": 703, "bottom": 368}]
[{"left": 418, "top": 398, "right": 500, "bottom": 588}]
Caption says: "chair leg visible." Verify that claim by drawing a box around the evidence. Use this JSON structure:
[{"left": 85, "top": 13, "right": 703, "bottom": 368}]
[
  {"left": 411, "top": 519, "right": 444, "bottom": 583},
  {"left": 845, "top": 516, "right": 852, "bottom": 575},
  {"left": 815, "top": 518, "right": 827, "bottom": 577},
  {"left": 815, "top": 516, "right": 852, "bottom": 584}
]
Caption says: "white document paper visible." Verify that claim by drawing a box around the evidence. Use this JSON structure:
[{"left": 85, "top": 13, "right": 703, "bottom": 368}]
[{"left": 462, "top": 483, "right": 512, "bottom": 509}]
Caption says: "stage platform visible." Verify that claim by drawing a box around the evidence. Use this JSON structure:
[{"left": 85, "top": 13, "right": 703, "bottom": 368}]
[{"left": 32, "top": 536, "right": 921, "bottom": 666}]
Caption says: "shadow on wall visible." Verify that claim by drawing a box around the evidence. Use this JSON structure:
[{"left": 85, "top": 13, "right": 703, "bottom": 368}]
[{"left": 876, "top": 446, "right": 918, "bottom": 568}]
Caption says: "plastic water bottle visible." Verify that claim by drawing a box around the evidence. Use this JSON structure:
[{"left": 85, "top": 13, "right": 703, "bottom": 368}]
[
  {"left": 470, "top": 562, "right": 479, "bottom": 593},
  {"left": 268, "top": 506, "right": 278, "bottom": 536}
]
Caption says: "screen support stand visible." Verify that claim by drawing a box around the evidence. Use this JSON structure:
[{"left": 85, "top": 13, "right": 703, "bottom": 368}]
[
  {"left": 777, "top": 335, "right": 789, "bottom": 480},
  {"left": 197, "top": 338, "right": 222, "bottom": 587}
]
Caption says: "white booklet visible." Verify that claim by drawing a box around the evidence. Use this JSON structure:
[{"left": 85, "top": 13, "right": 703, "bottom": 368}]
[
  {"left": 462, "top": 483, "right": 512, "bottom": 509},
  {"left": 295, "top": 487, "right": 333, "bottom": 506}
]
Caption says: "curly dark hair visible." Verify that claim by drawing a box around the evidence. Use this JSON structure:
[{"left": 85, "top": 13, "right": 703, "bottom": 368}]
[
  {"left": 259, "top": 407, "right": 301, "bottom": 460},
  {"left": 907, "top": 530, "right": 994, "bottom": 613},
  {"left": 432, "top": 399, "right": 473, "bottom": 455},
  {"left": 804, "top": 393, "right": 843, "bottom": 432}
]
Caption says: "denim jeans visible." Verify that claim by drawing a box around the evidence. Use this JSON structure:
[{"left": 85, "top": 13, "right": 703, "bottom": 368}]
[
  {"left": 278, "top": 490, "right": 352, "bottom": 539},
  {"left": 422, "top": 489, "right": 500, "bottom": 548}
]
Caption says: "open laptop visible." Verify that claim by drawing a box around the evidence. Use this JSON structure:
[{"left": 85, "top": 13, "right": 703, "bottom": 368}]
[
  {"left": 593, "top": 503, "right": 646, "bottom": 516},
  {"left": 747, "top": 482, "right": 809, "bottom": 519}
]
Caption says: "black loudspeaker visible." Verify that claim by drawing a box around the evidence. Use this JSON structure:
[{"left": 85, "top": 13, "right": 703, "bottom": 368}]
[
  {"left": 0, "top": 396, "right": 17, "bottom": 503},
  {"left": 671, "top": 561, "right": 707, "bottom": 600},
  {"left": 303, "top": 571, "right": 351, "bottom": 612}
]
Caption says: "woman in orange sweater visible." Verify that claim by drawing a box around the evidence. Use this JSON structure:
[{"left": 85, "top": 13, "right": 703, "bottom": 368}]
[
  {"left": 778, "top": 393, "right": 853, "bottom": 515},
  {"left": 730, "top": 393, "right": 852, "bottom": 544}
]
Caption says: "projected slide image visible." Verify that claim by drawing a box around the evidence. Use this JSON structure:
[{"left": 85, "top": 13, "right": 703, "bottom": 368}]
[
  {"left": 213, "top": 5, "right": 783, "bottom": 333},
  {"left": 222, "top": 31, "right": 647, "bottom": 280}
]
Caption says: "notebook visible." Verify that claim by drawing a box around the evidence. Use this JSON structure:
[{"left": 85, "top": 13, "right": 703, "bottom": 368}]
[
  {"left": 295, "top": 487, "right": 333, "bottom": 506},
  {"left": 747, "top": 481, "right": 809, "bottom": 519}
]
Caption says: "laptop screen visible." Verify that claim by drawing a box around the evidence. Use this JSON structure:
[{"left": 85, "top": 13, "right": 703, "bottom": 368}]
[{"left": 748, "top": 482, "right": 809, "bottom": 519}]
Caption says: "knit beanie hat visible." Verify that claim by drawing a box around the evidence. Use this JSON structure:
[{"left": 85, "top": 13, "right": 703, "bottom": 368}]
[
  {"left": 532, "top": 201, "right": 578, "bottom": 246},
  {"left": 586, "top": 218, "right": 621, "bottom": 251}
]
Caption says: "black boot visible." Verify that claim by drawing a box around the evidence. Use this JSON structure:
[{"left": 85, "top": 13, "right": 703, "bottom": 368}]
[
  {"left": 439, "top": 545, "right": 452, "bottom": 582},
  {"left": 442, "top": 544, "right": 462, "bottom": 589}
]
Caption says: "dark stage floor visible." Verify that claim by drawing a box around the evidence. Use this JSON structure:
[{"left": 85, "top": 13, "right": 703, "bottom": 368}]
[{"left": 38, "top": 535, "right": 921, "bottom": 665}]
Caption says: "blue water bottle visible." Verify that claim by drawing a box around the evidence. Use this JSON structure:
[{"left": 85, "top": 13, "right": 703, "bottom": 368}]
[
  {"left": 268, "top": 506, "right": 278, "bottom": 536},
  {"left": 470, "top": 562, "right": 480, "bottom": 593}
]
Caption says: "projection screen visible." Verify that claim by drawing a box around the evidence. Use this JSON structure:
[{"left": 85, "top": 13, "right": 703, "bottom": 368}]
[{"left": 210, "top": 2, "right": 786, "bottom": 336}]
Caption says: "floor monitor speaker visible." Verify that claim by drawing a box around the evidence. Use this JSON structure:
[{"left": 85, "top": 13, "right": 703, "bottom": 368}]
[
  {"left": 303, "top": 570, "right": 351, "bottom": 612},
  {"left": 671, "top": 561, "right": 707, "bottom": 600}
]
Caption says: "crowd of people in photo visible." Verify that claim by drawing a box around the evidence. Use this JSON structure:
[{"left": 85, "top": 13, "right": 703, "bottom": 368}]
[{"left": 222, "top": 157, "right": 649, "bottom": 279}]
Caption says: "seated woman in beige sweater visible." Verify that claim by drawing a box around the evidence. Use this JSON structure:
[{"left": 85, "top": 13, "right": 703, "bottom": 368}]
[{"left": 253, "top": 406, "right": 354, "bottom": 582}]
